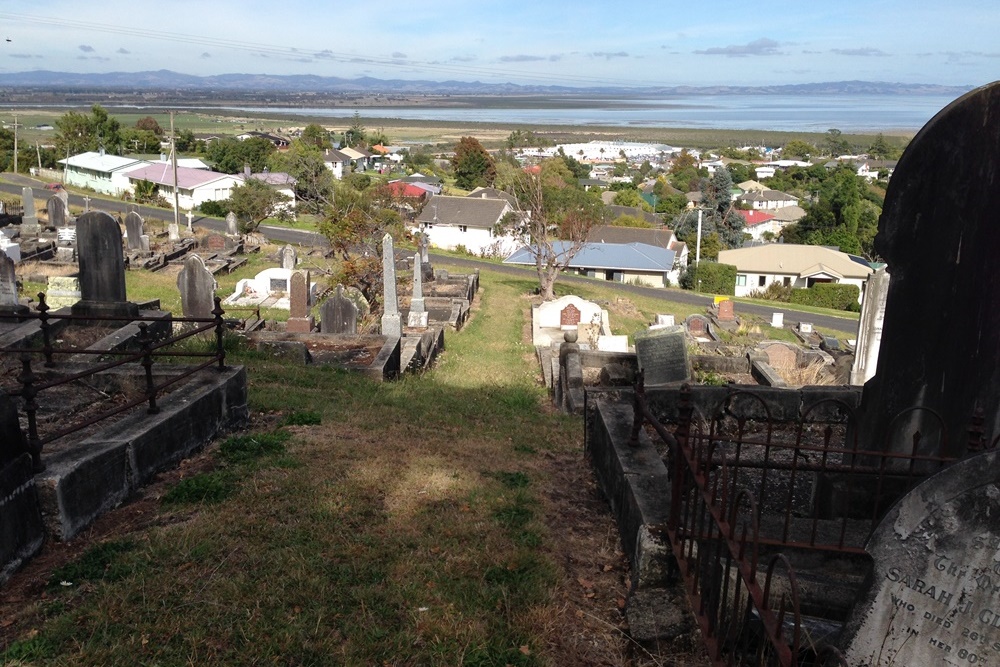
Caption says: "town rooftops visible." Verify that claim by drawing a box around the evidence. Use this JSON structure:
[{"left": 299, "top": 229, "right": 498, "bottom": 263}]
[
  {"left": 466, "top": 187, "right": 517, "bottom": 207},
  {"left": 718, "top": 244, "right": 873, "bottom": 279},
  {"left": 248, "top": 171, "right": 297, "bottom": 186},
  {"left": 504, "top": 241, "right": 675, "bottom": 273},
  {"left": 125, "top": 163, "right": 241, "bottom": 189},
  {"left": 58, "top": 151, "right": 148, "bottom": 173},
  {"left": 737, "top": 189, "right": 799, "bottom": 204},
  {"left": 587, "top": 224, "right": 676, "bottom": 248},
  {"left": 736, "top": 210, "right": 777, "bottom": 227},
  {"left": 415, "top": 195, "right": 511, "bottom": 229}
]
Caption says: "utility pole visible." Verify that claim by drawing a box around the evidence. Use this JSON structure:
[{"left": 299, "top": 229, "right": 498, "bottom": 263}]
[
  {"left": 170, "top": 111, "right": 180, "bottom": 228},
  {"left": 12, "top": 113, "right": 18, "bottom": 175},
  {"left": 695, "top": 208, "right": 703, "bottom": 266},
  {"left": 35, "top": 141, "right": 41, "bottom": 171}
]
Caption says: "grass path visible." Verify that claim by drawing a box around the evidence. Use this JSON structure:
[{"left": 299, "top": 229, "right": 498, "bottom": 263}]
[{"left": 2, "top": 268, "right": 707, "bottom": 666}]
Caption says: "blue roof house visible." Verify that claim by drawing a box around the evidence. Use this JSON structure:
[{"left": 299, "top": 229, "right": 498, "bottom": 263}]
[{"left": 504, "top": 241, "right": 677, "bottom": 288}]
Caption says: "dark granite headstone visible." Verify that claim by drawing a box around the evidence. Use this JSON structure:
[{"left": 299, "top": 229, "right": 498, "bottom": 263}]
[
  {"left": 860, "top": 82, "right": 1000, "bottom": 458},
  {"left": 842, "top": 448, "right": 1000, "bottom": 665},
  {"left": 76, "top": 211, "right": 127, "bottom": 303},
  {"left": 634, "top": 325, "right": 689, "bottom": 385},
  {"left": 47, "top": 195, "right": 67, "bottom": 227},
  {"left": 560, "top": 304, "right": 581, "bottom": 327},
  {"left": 321, "top": 284, "right": 358, "bottom": 334},
  {"left": 176, "top": 254, "right": 216, "bottom": 319},
  {"left": 124, "top": 211, "right": 144, "bottom": 251}
]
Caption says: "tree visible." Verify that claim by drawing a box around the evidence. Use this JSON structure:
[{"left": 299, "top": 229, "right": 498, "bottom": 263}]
[
  {"left": 700, "top": 168, "right": 745, "bottom": 248},
  {"left": 495, "top": 159, "right": 604, "bottom": 300},
  {"left": 344, "top": 112, "right": 366, "bottom": 148},
  {"left": 867, "top": 133, "right": 898, "bottom": 160},
  {"left": 611, "top": 187, "right": 652, "bottom": 211},
  {"left": 451, "top": 136, "right": 495, "bottom": 190},
  {"left": 318, "top": 180, "right": 404, "bottom": 306},
  {"left": 226, "top": 178, "right": 290, "bottom": 234},
  {"left": 300, "top": 123, "right": 332, "bottom": 150},
  {"left": 782, "top": 139, "right": 817, "bottom": 160},
  {"left": 824, "top": 129, "right": 851, "bottom": 157},
  {"left": 54, "top": 104, "right": 123, "bottom": 155},
  {"left": 268, "top": 140, "right": 335, "bottom": 215},
  {"left": 175, "top": 129, "right": 198, "bottom": 153},
  {"left": 556, "top": 148, "right": 591, "bottom": 180},
  {"left": 206, "top": 137, "right": 276, "bottom": 174},
  {"left": 135, "top": 116, "right": 163, "bottom": 136},
  {"left": 121, "top": 127, "right": 160, "bottom": 154}
]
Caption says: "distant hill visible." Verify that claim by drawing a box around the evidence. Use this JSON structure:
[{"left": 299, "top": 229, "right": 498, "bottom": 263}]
[{"left": 0, "top": 70, "right": 972, "bottom": 96}]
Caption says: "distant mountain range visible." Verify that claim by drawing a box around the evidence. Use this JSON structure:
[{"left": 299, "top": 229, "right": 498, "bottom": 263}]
[{"left": 0, "top": 70, "right": 972, "bottom": 96}]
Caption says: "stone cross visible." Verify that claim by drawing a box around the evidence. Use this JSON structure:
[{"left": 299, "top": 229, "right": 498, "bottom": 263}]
[
  {"left": 124, "top": 211, "right": 145, "bottom": 251},
  {"left": 186, "top": 210, "right": 194, "bottom": 230},
  {"left": 75, "top": 211, "right": 128, "bottom": 304},
  {"left": 47, "top": 195, "right": 67, "bottom": 227},
  {"left": 225, "top": 211, "right": 238, "bottom": 236},
  {"left": 320, "top": 284, "right": 358, "bottom": 334},
  {"left": 380, "top": 233, "right": 401, "bottom": 337},
  {"left": 82, "top": 195, "right": 91, "bottom": 213},
  {"left": 176, "top": 254, "right": 216, "bottom": 319}
]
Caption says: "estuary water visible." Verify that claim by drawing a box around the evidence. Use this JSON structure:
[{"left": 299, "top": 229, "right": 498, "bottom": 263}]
[{"left": 214, "top": 93, "right": 961, "bottom": 133}]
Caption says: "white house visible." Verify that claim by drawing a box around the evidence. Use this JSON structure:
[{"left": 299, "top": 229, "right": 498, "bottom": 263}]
[
  {"left": 321, "top": 148, "right": 352, "bottom": 180},
  {"left": 248, "top": 171, "right": 297, "bottom": 215},
  {"left": 413, "top": 194, "right": 518, "bottom": 257},
  {"left": 719, "top": 244, "right": 872, "bottom": 301},
  {"left": 736, "top": 189, "right": 799, "bottom": 211},
  {"left": 125, "top": 163, "right": 244, "bottom": 211},
  {"left": 58, "top": 151, "right": 150, "bottom": 196}
]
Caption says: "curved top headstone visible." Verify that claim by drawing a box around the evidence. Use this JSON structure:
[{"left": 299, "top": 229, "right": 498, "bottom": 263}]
[
  {"left": 841, "top": 448, "right": 1000, "bottom": 665},
  {"left": 76, "top": 211, "right": 127, "bottom": 303},
  {"left": 861, "top": 81, "right": 1000, "bottom": 458}
]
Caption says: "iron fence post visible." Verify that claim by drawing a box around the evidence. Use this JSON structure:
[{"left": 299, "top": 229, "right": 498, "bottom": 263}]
[
  {"left": 212, "top": 297, "right": 226, "bottom": 370},
  {"left": 137, "top": 323, "right": 159, "bottom": 414},
  {"left": 36, "top": 292, "right": 54, "bottom": 367},
  {"left": 19, "top": 354, "right": 43, "bottom": 472}
]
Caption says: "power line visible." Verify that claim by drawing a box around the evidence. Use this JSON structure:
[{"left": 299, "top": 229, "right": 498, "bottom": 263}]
[{"left": 0, "top": 11, "right": 668, "bottom": 88}]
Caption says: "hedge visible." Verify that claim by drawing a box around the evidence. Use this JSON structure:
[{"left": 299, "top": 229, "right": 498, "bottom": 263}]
[
  {"left": 789, "top": 283, "right": 861, "bottom": 311},
  {"left": 682, "top": 262, "right": 737, "bottom": 295}
]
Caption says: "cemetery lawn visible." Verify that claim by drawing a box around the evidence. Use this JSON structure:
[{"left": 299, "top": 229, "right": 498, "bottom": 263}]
[{"left": 0, "top": 265, "right": 708, "bottom": 666}]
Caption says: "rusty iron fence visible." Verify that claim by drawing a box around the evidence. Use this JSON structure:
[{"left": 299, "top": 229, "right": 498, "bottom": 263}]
[
  {"left": 630, "top": 377, "right": 994, "bottom": 666},
  {"left": 2, "top": 293, "right": 230, "bottom": 473}
]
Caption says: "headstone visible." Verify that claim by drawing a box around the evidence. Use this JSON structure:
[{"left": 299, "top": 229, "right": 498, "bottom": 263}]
[
  {"left": 634, "top": 325, "right": 690, "bottom": 385},
  {"left": 285, "top": 270, "right": 314, "bottom": 333},
  {"left": 139, "top": 234, "right": 150, "bottom": 253},
  {"left": 717, "top": 299, "right": 735, "bottom": 321},
  {"left": 560, "top": 304, "right": 582, "bottom": 328},
  {"left": 186, "top": 210, "right": 194, "bottom": 230},
  {"left": 851, "top": 267, "right": 890, "bottom": 386},
  {"left": 168, "top": 223, "right": 180, "bottom": 242},
  {"left": 124, "top": 211, "right": 145, "bottom": 251},
  {"left": 280, "top": 245, "right": 297, "bottom": 270},
  {"left": 226, "top": 211, "right": 239, "bottom": 236},
  {"left": 176, "top": 254, "right": 217, "bottom": 319},
  {"left": 47, "top": 195, "right": 67, "bottom": 227},
  {"left": 655, "top": 314, "right": 675, "bottom": 327},
  {"left": 685, "top": 314, "right": 710, "bottom": 338},
  {"left": 73, "top": 211, "right": 136, "bottom": 317},
  {"left": 46, "top": 276, "right": 81, "bottom": 308},
  {"left": 320, "top": 284, "right": 358, "bottom": 334},
  {"left": 0, "top": 253, "right": 23, "bottom": 312},
  {"left": 407, "top": 310, "right": 429, "bottom": 328},
  {"left": 771, "top": 312, "right": 784, "bottom": 328},
  {"left": 760, "top": 342, "right": 798, "bottom": 370},
  {"left": 597, "top": 335, "right": 630, "bottom": 352},
  {"left": 0, "top": 234, "right": 21, "bottom": 263},
  {"left": 56, "top": 188, "right": 68, "bottom": 207},
  {"left": 410, "top": 253, "right": 425, "bottom": 314},
  {"left": 20, "top": 187, "right": 38, "bottom": 235},
  {"left": 799, "top": 322, "right": 814, "bottom": 334},
  {"left": 841, "top": 449, "right": 1000, "bottom": 666},
  {"left": 205, "top": 234, "right": 227, "bottom": 251},
  {"left": 380, "top": 233, "right": 401, "bottom": 337}
]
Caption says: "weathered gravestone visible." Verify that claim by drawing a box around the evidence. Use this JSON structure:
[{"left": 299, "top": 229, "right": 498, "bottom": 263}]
[
  {"left": 655, "top": 314, "right": 675, "bottom": 327},
  {"left": 124, "top": 211, "right": 144, "bottom": 251},
  {"left": 841, "top": 448, "right": 1000, "bottom": 666},
  {"left": 634, "top": 325, "right": 689, "bottom": 385},
  {"left": 407, "top": 253, "right": 427, "bottom": 327},
  {"left": 168, "top": 223, "right": 180, "bottom": 242},
  {"left": 381, "top": 234, "right": 401, "bottom": 338},
  {"left": 851, "top": 267, "right": 890, "bottom": 387},
  {"left": 47, "top": 195, "right": 67, "bottom": 228},
  {"left": 685, "top": 314, "right": 710, "bottom": 339},
  {"left": 72, "top": 211, "right": 137, "bottom": 318},
  {"left": 226, "top": 211, "right": 239, "bottom": 236},
  {"left": 320, "top": 285, "right": 358, "bottom": 334},
  {"left": 717, "top": 299, "right": 735, "bottom": 321},
  {"left": 0, "top": 253, "right": 26, "bottom": 315},
  {"left": 286, "top": 270, "right": 314, "bottom": 333},
  {"left": 280, "top": 245, "right": 297, "bottom": 270},
  {"left": 204, "top": 234, "right": 227, "bottom": 251},
  {"left": 560, "top": 303, "right": 581, "bottom": 328},
  {"left": 771, "top": 312, "right": 784, "bottom": 328},
  {"left": 176, "top": 254, "right": 217, "bottom": 319},
  {"left": 860, "top": 82, "right": 1000, "bottom": 458},
  {"left": 20, "top": 187, "right": 38, "bottom": 235}
]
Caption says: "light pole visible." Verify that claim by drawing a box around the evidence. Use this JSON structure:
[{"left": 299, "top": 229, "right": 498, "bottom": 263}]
[{"left": 695, "top": 208, "right": 703, "bottom": 266}]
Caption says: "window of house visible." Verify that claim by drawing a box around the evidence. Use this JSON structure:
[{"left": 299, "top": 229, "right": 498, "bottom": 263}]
[
  {"left": 736, "top": 274, "right": 747, "bottom": 287},
  {"left": 759, "top": 276, "right": 767, "bottom": 287},
  {"left": 783, "top": 277, "right": 791, "bottom": 287},
  {"left": 459, "top": 225, "right": 467, "bottom": 233}
]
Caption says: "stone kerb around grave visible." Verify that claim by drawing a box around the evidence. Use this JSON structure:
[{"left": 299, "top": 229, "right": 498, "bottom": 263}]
[{"left": 841, "top": 448, "right": 1000, "bottom": 666}]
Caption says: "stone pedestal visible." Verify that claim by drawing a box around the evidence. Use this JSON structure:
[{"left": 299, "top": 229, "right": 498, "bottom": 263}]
[{"left": 285, "top": 316, "right": 314, "bottom": 333}]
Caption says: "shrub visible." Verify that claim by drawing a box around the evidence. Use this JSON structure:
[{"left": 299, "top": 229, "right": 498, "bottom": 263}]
[
  {"left": 789, "top": 283, "right": 861, "bottom": 311},
  {"left": 748, "top": 282, "right": 793, "bottom": 302},
  {"left": 198, "top": 200, "right": 229, "bottom": 217},
  {"left": 681, "top": 262, "right": 737, "bottom": 295}
]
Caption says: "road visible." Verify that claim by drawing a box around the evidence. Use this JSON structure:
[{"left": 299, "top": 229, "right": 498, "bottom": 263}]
[{"left": 2, "top": 174, "right": 860, "bottom": 335}]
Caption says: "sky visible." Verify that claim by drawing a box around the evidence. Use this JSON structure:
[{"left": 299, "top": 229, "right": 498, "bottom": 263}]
[{"left": 1, "top": 2, "right": 998, "bottom": 88}]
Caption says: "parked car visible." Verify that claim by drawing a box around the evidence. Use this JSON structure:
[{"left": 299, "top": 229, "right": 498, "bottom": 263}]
[{"left": 45, "top": 183, "right": 64, "bottom": 191}]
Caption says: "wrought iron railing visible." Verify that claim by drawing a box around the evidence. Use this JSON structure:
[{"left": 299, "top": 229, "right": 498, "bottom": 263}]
[
  {"left": 629, "top": 377, "right": 992, "bottom": 666},
  {"left": 2, "top": 293, "right": 229, "bottom": 473}
]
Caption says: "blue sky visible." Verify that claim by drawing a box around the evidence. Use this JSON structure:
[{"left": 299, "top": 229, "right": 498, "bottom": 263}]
[{"left": 1, "top": 2, "right": 997, "bottom": 87}]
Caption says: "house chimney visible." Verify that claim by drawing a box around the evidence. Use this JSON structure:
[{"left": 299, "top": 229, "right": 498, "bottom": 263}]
[
  {"left": 99, "top": 147, "right": 105, "bottom": 157},
  {"left": 244, "top": 164, "right": 251, "bottom": 177}
]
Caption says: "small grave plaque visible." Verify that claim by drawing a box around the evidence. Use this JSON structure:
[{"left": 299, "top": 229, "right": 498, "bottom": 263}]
[
  {"left": 799, "top": 322, "right": 813, "bottom": 334},
  {"left": 771, "top": 312, "right": 784, "bottom": 328},
  {"left": 717, "top": 299, "right": 735, "bottom": 321},
  {"left": 634, "top": 325, "right": 689, "bottom": 385},
  {"left": 269, "top": 278, "right": 288, "bottom": 293},
  {"left": 560, "top": 304, "right": 581, "bottom": 328},
  {"left": 842, "top": 449, "right": 1000, "bottom": 666},
  {"left": 655, "top": 314, "right": 675, "bottom": 327}
]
